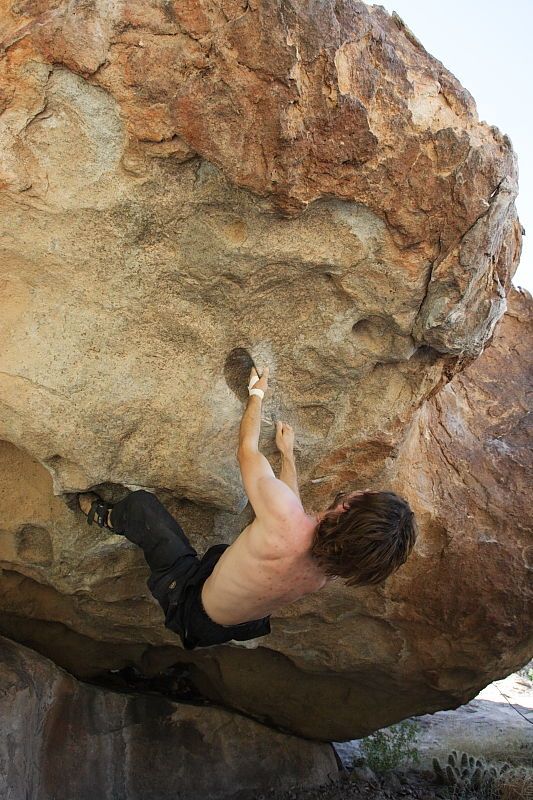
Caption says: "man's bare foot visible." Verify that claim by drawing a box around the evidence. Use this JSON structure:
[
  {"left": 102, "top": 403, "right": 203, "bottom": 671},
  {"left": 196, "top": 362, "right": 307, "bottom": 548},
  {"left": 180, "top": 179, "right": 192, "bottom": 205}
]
[{"left": 78, "top": 492, "right": 113, "bottom": 529}]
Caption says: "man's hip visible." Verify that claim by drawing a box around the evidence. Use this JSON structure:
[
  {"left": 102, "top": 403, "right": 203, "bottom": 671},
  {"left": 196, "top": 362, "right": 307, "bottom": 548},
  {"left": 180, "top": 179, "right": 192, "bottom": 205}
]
[{"left": 153, "top": 544, "right": 272, "bottom": 650}]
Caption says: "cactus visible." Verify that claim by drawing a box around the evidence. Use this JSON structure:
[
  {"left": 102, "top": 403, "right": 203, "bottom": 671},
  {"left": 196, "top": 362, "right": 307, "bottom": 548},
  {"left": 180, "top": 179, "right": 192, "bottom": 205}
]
[{"left": 432, "top": 750, "right": 512, "bottom": 794}]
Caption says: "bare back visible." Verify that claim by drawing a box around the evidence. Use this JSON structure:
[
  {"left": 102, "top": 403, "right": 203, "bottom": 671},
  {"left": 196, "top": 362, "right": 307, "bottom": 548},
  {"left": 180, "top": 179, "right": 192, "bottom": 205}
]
[{"left": 200, "top": 512, "right": 328, "bottom": 626}]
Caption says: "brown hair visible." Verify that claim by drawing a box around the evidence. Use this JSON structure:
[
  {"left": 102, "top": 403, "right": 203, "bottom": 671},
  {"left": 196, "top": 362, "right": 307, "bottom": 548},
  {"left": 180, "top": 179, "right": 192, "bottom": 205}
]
[{"left": 311, "top": 490, "right": 418, "bottom": 587}]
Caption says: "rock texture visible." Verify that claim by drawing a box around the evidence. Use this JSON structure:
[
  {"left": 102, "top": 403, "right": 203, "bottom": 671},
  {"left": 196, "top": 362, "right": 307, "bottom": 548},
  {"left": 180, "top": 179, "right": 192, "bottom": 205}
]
[
  {"left": 390, "top": 286, "right": 533, "bottom": 697},
  {"left": 0, "top": 635, "right": 338, "bottom": 800},
  {"left": 137, "top": 289, "right": 533, "bottom": 741},
  {"left": 0, "top": 288, "right": 530, "bottom": 740},
  {"left": 0, "top": 0, "right": 522, "bottom": 502},
  {"left": 0, "top": 0, "right": 529, "bottom": 742}
]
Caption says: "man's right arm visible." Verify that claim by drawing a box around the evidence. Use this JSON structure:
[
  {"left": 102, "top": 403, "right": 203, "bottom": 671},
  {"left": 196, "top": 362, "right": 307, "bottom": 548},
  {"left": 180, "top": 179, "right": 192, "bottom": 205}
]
[
  {"left": 237, "top": 446, "right": 303, "bottom": 522},
  {"left": 279, "top": 452, "right": 301, "bottom": 500}
]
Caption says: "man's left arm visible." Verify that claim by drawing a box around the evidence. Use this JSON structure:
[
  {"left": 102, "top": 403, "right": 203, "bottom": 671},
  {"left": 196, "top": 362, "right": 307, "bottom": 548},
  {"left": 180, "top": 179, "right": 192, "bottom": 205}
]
[
  {"left": 238, "top": 394, "right": 263, "bottom": 453},
  {"left": 237, "top": 368, "right": 303, "bottom": 521}
]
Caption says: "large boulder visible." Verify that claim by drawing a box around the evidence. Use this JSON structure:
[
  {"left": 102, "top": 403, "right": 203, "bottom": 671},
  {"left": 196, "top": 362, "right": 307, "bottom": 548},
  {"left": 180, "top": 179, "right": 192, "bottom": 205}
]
[
  {"left": 0, "top": 0, "right": 521, "bottom": 500},
  {"left": 0, "top": 635, "right": 338, "bottom": 800},
  {"left": 0, "top": 0, "right": 529, "bottom": 742}
]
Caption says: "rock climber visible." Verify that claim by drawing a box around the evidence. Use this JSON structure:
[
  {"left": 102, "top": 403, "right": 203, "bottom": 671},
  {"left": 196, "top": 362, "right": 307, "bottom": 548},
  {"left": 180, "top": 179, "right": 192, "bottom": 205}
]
[{"left": 78, "top": 365, "right": 418, "bottom": 650}]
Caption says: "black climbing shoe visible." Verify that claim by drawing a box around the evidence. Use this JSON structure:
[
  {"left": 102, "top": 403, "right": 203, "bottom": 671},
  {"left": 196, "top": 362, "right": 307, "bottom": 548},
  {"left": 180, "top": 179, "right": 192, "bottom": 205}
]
[{"left": 79, "top": 491, "right": 115, "bottom": 531}]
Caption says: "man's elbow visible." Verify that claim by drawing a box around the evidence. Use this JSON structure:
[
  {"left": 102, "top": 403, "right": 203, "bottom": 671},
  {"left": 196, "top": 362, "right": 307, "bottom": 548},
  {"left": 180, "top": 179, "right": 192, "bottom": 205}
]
[{"left": 237, "top": 442, "right": 259, "bottom": 458}]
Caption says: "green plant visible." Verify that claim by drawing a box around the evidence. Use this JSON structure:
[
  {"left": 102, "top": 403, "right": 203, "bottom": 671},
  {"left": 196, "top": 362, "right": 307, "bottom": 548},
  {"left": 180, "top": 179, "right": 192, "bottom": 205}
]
[
  {"left": 432, "top": 750, "right": 513, "bottom": 798},
  {"left": 359, "top": 718, "right": 420, "bottom": 772}
]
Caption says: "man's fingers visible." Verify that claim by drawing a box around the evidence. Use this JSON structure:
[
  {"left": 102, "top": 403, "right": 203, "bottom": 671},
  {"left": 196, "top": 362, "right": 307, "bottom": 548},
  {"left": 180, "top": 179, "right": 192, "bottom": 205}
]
[
  {"left": 250, "top": 365, "right": 270, "bottom": 379},
  {"left": 275, "top": 421, "right": 294, "bottom": 430}
]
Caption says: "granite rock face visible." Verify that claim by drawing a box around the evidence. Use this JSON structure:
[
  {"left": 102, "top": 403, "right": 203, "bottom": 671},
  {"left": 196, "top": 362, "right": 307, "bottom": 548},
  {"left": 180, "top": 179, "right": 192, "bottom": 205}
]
[
  {"left": 0, "top": 0, "right": 529, "bottom": 742},
  {"left": 389, "top": 286, "right": 533, "bottom": 704},
  {"left": 0, "top": 302, "right": 530, "bottom": 744},
  {"left": 0, "top": 635, "right": 338, "bottom": 799},
  {"left": 0, "top": 0, "right": 522, "bottom": 502}
]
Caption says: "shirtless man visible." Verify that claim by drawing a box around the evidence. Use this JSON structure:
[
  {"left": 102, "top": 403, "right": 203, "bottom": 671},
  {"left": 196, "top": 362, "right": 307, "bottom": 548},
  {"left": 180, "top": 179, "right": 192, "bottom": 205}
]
[{"left": 78, "top": 364, "right": 417, "bottom": 650}]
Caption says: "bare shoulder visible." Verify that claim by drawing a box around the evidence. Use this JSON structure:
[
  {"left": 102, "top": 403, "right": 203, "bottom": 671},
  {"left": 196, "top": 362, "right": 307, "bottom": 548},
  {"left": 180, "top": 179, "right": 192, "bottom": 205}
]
[{"left": 255, "top": 507, "right": 317, "bottom": 557}]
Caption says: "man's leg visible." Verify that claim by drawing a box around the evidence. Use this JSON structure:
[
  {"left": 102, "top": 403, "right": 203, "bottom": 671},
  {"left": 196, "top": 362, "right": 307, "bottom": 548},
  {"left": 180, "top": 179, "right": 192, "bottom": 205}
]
[
  {"left": 111, "top": 490, "right": 197, "bottom": 567},
  {"left": 92, "top": 490, "right": 273, "bottom": 650},
  {"left": 109, "top": 489, "right": 200, "bottom": 605}
]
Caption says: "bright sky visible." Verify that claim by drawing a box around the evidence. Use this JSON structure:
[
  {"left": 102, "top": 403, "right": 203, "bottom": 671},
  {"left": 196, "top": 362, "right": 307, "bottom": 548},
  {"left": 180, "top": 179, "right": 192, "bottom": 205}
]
[{"left": 378, "top": 0, "right": 532, "bottom": 292}]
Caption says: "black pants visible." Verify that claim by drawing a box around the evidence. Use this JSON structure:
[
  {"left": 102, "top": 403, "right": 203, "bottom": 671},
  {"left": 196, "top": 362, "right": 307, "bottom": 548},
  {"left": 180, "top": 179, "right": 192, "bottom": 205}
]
[{"left": 110, "top": 490, "right": 271, "bottom": 650}]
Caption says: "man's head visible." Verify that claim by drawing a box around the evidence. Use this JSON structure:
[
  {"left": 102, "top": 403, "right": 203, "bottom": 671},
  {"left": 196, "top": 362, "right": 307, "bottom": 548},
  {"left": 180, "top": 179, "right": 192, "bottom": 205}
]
[{"left": 311, "top": 489, "right": 418, "bottom": 587}]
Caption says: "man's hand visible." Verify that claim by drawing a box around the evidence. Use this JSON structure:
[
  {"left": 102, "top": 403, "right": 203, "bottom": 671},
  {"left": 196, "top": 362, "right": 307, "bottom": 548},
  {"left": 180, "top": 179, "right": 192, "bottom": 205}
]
[
  {"left": 275, "top": 420, "right": 295, "bottom": 457},
  {"left": 249, "top": 365, "right": 269, "bottom": 397}
]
